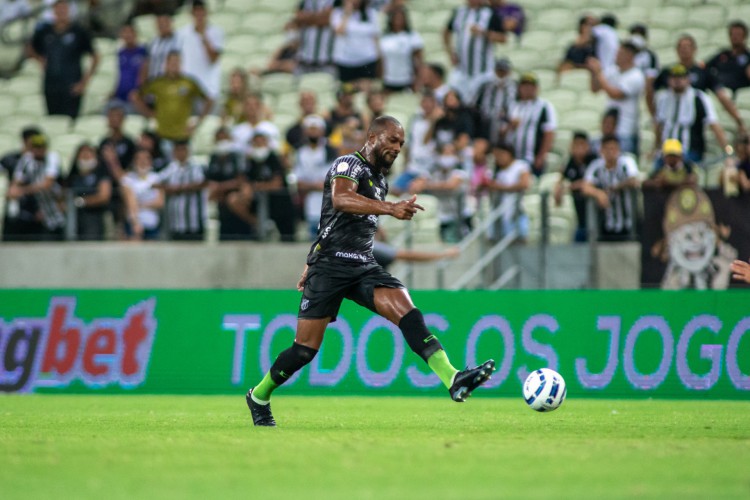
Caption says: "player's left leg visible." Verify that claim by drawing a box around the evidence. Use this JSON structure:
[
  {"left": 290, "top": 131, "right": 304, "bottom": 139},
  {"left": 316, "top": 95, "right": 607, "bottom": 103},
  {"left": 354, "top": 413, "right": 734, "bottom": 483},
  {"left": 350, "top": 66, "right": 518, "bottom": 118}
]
[{"left": 373, "top": 287, "right": 495, "bottom": 401}]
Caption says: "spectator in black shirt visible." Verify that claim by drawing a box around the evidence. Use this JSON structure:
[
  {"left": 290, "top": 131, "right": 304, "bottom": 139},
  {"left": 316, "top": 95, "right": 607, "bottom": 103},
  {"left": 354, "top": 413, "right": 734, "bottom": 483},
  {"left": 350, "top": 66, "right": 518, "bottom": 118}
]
[
  {"left": 28, "top": 0, "right": 100, "bottom": 119},
  {"left": 429, "top": 89, "right": 474, "bottom": 151},
  {"left": 707, "top": 20, "right": 750, "bottom": 96},
  {"left": 244, "top": 131, "right": 296, "bottom": 242},
  {"left": 64, "top": 142, "right": 112, "bottom": 241},
  {"left": 206, "top": 127, "right": 250, "bottom": 240},
  {"left": 554, "top": 131, "right": 596, "bottom": 242},
  {"left": 556, "top": 16, "right": 595, "bottom": 83}
]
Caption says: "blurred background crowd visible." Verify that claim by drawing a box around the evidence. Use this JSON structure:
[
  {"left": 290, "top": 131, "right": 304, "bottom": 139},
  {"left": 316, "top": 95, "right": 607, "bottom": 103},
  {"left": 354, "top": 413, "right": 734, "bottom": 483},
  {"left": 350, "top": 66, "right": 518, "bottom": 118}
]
[{"left": 0, "top": 0, "right": 748, "bottom": 246}]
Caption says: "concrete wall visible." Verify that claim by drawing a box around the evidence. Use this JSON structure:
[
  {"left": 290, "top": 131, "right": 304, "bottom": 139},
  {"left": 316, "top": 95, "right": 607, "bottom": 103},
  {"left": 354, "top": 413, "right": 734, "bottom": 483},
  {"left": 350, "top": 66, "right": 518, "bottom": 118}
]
[{"left": 0, "top": 241, "right": 641, "bottom": 290}]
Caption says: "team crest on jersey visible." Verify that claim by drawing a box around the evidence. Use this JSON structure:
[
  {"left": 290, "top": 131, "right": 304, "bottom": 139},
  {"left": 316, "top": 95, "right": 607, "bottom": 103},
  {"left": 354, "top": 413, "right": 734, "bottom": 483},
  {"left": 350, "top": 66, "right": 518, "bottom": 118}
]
[
  {"left": 301, "top": 299, "right": 310, "bottom": 310},
  {"left": 337, "top": 162, "right": 349, "bottom": 172}
]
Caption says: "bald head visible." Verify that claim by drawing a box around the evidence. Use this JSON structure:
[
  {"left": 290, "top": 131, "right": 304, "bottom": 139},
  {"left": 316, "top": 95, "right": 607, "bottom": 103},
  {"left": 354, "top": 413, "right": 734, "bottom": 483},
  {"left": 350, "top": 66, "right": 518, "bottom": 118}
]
[
  {"left": 362, "top": 115, "right": 404, "bottom": 173},
  {"left": 368, "top": 115, "right": 403, "bottom": 136}
]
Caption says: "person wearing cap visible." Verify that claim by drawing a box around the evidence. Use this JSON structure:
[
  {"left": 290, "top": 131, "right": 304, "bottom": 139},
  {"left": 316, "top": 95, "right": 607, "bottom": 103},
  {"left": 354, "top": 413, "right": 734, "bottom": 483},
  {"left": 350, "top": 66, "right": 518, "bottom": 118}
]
[
  {"left": 293, "top": 114, "right": 340, "bottom": 239},
  {"left": 654, "top": 63, "right": 730, "bottom": 164},
  {"left": 178, "top": 0, "right": 224, "bottom": 100},
  {"left": 581, "top": 134, "right": 640, "bottom": 242},
  {"left": 587, "top": 40, "right": 645, "bottom": 156},
  {"left": 6, "top": 134, "right": 66, "bottom": 241},
  {"left": 471, "top": 57, "right": 516, "bottom": 146},
  {"left": 507, "top": 72, "right": 556, "bottom": 176},
  {"left": 156, "top": 140, "right": 208, "bottom": 241},
  {"left": 443, "top": 0, "right": 506, "bottom": 101},
  {"left": 707, "top": 20, "right": 750, "bottom": 96},
  {"left": 650, "top": 34, "right": 745, "bottom": 134},
  {"left": 29, "top": 0, "right": 100, "bottom": 119},
  {"left": 643, "top": 139, "right": 697, "bottom": 190}
]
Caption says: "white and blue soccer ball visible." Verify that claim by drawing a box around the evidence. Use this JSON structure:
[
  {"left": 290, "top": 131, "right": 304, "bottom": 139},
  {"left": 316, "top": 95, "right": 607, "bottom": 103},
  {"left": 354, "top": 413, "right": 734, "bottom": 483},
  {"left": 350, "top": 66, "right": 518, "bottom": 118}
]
[{"left": 523, "top": 368, "right": 567, "bottom": 412}]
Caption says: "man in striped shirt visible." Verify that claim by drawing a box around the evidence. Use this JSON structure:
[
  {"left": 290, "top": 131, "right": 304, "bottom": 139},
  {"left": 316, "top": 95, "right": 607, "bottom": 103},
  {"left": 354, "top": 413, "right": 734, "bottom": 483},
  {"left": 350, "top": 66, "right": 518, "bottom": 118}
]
[
  {"left": 581, "top": 135, "right": 640, "bottom": 242},
  {"left": 158, "top": 140, "right": 208, "bottom": 241},
  {"left": 507, "top": 72, "right": 556, "bottom": 177},
  {"left": 655, "top": 64, "right": 731, "bottom": 164},
  {"left": 443, "top": 0, "right": 506, "bottom": 101},
  {"left": 471, "top": 57, "right": 516, "bottom": 146},
  {"left": 293, "top": 0, "right": 336, "bottom": 74},
  {"left": 140, "top": 12, "right": 181, "bottom": 82},
  {"left": 6, "top": 134, "right": 66, "bottom": 241}
]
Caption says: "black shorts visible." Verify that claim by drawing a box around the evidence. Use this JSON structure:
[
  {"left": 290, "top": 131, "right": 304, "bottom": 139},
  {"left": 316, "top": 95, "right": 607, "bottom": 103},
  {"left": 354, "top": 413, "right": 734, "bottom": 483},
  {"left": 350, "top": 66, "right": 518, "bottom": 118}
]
[
  {"left": 336, "top": 61, "right": 378, "bottom": 82},
  {"left": 298, "top": 257, "right": 404, "bottom": 322}
]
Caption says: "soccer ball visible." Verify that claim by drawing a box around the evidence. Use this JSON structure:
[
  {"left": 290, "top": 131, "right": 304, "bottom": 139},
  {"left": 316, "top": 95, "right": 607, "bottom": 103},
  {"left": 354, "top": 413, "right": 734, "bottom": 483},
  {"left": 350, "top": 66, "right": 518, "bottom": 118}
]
[{"left": 523, "top": 368, "right": 567, "bottom": 412}]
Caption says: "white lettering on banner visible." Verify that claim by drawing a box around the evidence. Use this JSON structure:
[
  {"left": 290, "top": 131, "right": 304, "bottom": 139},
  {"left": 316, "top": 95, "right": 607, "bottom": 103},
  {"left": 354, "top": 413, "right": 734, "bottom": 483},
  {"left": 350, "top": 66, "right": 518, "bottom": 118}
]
[
  {"left": 231, "top": 313, "right": 750, "bottom": 392},
  {"left": 623, "top": 316, "right": 674, "bottom": 390},
  {"left": 222, "top": 314, "right": 261, "bottom": 385},
  {"left": 260, "top": 314, "right": 302, "bottom": 385},
  {"left": 516, "top": 314, "right": 559, "bottom": 385},
  {"left": 465, "top": 315, "right": 515, "bottom": 389},
  {"left": 356, "top": 316, "right": 404, "bottom": 387},
  {"left": 309, "top": 321, "right": 353, "bottom": 386},
  {"left": 676, "top": 315, "right": 722, "bottom": 390},
  {"left": 727, "top": 317, "right": 750, "bottom": 390},
  {"left": 575, "top": 316, "right": 621, "bottom": 389}
]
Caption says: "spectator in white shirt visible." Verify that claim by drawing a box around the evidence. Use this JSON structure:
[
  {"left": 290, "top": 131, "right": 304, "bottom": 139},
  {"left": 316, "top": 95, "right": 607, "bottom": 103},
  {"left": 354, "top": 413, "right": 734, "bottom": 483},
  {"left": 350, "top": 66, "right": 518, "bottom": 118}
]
[
  {"left": 330, "top": 0, "right": 381, "bottom": 89},
  {"left": 379, "top": 7, "right": 423, "bottom": 93},
  {"left": 231, "top": 94, "right": 282, "bottom": 153},
  {"left": 178, "top": 0, "right": 224, "bottom": 99},
  {"left": 482, "top": 141, "right": 531, "bottom": 241},
  {"left": 590, "top": 13, "right": 619, "bottom": 70},
  {"left": 587, "top": 40, "right": 645, "bottom": 156}
]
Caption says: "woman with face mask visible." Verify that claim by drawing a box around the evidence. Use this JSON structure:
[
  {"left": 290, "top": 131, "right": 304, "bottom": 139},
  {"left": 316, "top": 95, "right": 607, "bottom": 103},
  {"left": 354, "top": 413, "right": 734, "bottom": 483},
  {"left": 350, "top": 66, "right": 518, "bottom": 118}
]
[
  {"left": 64, "top": 142, "right": 112, "bottom": 241},
  {"left": 121, "top": 148, "right": 165, "bottom": 241}
]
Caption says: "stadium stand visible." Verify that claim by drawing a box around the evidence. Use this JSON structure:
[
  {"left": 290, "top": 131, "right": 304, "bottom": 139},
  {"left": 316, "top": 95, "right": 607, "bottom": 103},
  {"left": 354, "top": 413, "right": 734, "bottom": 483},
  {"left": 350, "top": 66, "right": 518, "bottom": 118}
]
[{"left": 0, "top": 0, "right": 747, "bottom": 247}]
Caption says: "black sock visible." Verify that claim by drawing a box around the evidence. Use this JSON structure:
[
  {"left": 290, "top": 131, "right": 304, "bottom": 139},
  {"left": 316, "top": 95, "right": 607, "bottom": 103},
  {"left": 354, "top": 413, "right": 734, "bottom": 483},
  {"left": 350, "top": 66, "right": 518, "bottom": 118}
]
[
  {"left": 269, "top": 342, "right": 319, "bottom": 385},
  {"left": 399, "top": 308, "right": 443, "bottom": 363}
]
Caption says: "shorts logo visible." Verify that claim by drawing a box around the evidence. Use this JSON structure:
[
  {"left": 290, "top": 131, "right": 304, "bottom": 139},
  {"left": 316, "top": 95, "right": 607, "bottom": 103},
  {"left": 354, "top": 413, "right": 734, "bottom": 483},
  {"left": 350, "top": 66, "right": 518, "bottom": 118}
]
[
  {"left": 301, "top": 299, "right": 310, "bottom": 311},
  {"left": 337, "top": 162, "right": 349, "bottom": 173}
]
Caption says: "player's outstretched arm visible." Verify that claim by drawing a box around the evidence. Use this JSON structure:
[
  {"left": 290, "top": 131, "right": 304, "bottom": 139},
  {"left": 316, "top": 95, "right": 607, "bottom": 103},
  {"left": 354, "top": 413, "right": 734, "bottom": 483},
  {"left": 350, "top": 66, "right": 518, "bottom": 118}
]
[
  {"left": 730, "top": 259, "right": 750, "bottom": 284},
  {"left": 331, "top": 178, "right": 424, "bottom": 220}
]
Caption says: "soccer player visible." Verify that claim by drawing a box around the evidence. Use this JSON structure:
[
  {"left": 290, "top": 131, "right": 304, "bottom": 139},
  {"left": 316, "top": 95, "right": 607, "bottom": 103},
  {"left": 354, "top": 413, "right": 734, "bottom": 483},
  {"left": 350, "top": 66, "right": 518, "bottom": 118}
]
[{"left": 246, "top": 116, "right": 496, "bottom": 426}]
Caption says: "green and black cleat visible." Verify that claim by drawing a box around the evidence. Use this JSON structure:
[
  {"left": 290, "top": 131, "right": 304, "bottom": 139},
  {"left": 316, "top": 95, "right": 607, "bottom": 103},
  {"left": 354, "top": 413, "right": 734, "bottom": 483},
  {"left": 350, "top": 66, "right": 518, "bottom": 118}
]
[
  {"left": 449, "top": 359, "right": 496, "bottom": 402},
  {"left": 246, "top": 389, "right": 277, "bottom": 427}
]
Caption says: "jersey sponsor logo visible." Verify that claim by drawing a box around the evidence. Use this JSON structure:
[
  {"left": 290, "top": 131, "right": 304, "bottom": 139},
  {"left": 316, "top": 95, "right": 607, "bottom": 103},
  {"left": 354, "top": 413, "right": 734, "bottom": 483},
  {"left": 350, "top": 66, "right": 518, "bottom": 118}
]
[
  {"left": 334, "top": 251, "right": 369, "bottom": 261},
  {"left": 301, "top": 299, "right": 310, "bottom": 311},
  {"left": 321, "top": 225, "right": 331, "bottom": 239},
  {"left": 337, "top": 162, "right": 349, "bottom": 172}
]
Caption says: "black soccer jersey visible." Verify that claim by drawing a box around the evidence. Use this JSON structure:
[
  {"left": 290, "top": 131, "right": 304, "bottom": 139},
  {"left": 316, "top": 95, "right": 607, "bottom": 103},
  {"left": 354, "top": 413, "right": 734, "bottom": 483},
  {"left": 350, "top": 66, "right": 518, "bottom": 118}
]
[{"left": 307, "top": 152, "right": 388, "bottom": 265}]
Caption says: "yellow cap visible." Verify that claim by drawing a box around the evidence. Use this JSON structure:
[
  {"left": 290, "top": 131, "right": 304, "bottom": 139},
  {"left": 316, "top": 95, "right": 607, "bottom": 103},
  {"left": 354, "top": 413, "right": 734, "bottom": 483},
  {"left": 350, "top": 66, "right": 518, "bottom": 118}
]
[{"left": 662, "top": 138, "right": 683, "bottom": 156}]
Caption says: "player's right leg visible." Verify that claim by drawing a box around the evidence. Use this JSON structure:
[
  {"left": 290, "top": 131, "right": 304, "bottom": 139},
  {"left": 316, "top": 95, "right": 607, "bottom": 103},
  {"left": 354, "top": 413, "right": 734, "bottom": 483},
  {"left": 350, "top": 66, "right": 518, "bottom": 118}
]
[{"left": 246, "top": 318, "right": 328, "bottom": 427}]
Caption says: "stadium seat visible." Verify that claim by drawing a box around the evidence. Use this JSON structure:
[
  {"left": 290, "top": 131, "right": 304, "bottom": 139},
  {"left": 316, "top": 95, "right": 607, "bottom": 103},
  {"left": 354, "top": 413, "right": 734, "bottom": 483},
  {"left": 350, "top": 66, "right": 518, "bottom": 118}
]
[
  {"left": 557, "top": 69, "right": 590, "bottom": 93},
  {"left": 297, "top": 71, "right": 337, "bottom": 95},
  {"left": 685, "top": 5, "right": 727, "bottom": 31}
]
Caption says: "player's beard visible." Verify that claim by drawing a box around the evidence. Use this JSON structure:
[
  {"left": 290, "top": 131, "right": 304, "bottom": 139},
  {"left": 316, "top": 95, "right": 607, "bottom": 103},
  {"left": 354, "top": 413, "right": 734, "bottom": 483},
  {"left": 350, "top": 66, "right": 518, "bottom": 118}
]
[{"left": 374, "top": 148, "right": 396, "bottom": 174}]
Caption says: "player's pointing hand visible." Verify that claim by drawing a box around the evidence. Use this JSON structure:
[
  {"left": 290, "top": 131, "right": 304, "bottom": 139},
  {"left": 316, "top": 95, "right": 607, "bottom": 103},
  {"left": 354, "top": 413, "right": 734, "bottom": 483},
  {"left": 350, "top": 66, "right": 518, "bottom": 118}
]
[{"left": 391, "top": 195, "right": 424, "bottom": 220}]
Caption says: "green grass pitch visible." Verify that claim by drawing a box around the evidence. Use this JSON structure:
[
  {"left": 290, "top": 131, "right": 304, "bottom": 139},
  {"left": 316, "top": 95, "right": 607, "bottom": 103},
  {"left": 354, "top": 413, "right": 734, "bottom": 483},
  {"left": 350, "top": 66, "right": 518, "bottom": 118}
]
[{"left": 1, "top": 395, "right": 749, "bottom": 499}]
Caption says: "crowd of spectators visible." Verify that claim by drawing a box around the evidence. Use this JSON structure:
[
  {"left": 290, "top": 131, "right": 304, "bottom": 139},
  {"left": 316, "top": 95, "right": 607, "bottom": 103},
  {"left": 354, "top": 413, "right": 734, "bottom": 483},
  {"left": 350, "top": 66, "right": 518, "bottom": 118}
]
[{"left": 1, "top": 0, "right": 750, "bottom": 246}]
